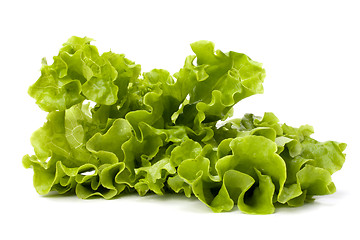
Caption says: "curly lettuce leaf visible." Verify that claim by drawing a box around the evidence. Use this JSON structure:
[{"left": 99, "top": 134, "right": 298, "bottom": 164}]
[
  {"left": 28, "top": 61, "right": 84, "bottom": 112},
  {"left": 176, "top": 41, "right": 265, "bottom": 125},
  {"left": 29, "top": 36, "right": 140, "bottom": 111}
]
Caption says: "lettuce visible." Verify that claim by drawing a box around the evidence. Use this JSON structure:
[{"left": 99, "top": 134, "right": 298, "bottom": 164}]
[{"left": 23, "top": 36, "right": 346, "bottom": 214}]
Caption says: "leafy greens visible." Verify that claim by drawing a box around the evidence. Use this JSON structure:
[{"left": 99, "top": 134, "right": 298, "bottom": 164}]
[{"left": 23, "top": 36, "right": 346, "bottom": 214}]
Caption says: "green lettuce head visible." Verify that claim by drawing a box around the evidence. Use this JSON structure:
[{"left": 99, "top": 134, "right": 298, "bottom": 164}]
[{"left": 23, "top": 36, "right": 346, "bottom": 214}]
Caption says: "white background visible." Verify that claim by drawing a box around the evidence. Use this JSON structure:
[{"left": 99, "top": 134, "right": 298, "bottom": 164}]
[{"left": 1, "top": 0, "right": 359, "bottom": 239}]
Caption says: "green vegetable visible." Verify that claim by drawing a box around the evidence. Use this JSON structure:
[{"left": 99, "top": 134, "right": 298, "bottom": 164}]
[{"left": 23, "top": 36, "right": 346, "bottom": 214}]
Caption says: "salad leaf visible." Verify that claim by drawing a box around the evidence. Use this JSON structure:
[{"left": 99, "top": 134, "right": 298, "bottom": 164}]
[{"left": 23, "top": 36, "right": 346, "bottom": 214}]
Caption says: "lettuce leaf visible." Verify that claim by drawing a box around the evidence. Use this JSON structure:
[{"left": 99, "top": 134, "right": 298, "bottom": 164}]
[{"left": 24, "top": 36, "right": 346, "bottom": 214}]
